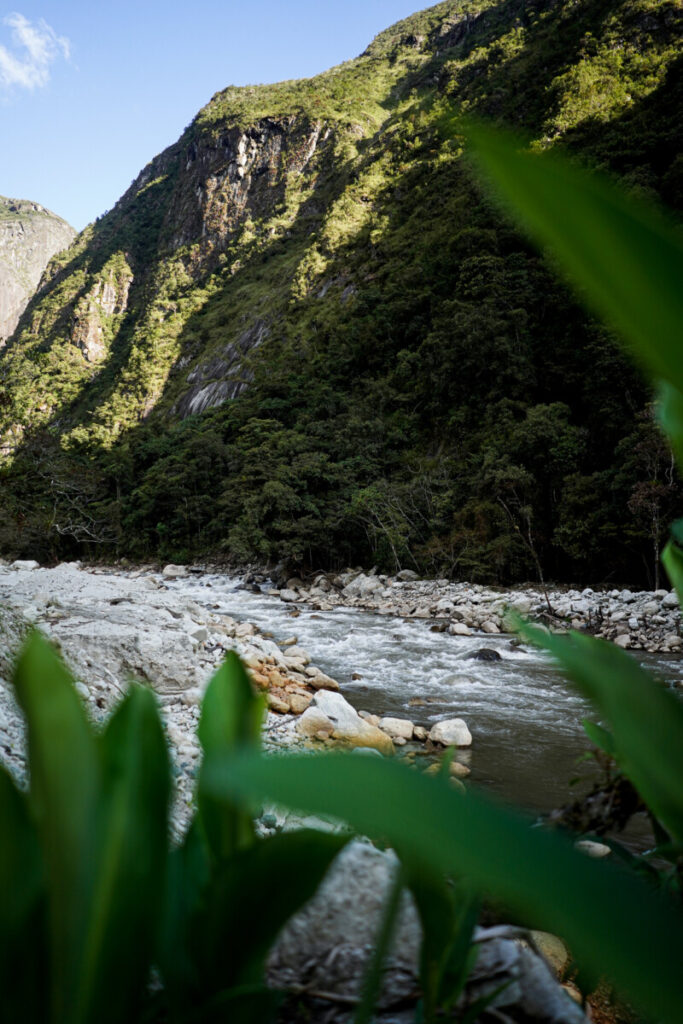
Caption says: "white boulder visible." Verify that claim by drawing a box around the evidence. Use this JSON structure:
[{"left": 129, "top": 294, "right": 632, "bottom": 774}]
[{"left": 429, "top": 718, "right": 472, "bottom": 747}]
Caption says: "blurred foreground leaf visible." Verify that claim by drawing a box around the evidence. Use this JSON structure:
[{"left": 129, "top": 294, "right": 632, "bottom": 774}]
[
  {"left": 464, "top": 122, "right": 683, "bottom": 396},
  {"left": 521, "top": 624, "right": 683, "bottom": 849},
  {"left": 203, "top": 751, "right": 683, "bottom": 1024}
]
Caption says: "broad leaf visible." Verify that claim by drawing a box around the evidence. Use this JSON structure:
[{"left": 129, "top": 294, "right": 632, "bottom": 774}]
[
  {"left": 73, "top": 685, "right": 170, "bottom": 1024},
  {"left": 203, "top": 751, "right": 683, "bottom": 1024},
  {"left": 581, "top": 720, "right": 615, "bottom": 758},
  {"left": 521, "top": 624, "right": 683, "bottom": 847},
  {"left": 193, "top": 828, "right": 348, "bottom": 996},
  {"left": 197, "top": 652, "right": 263, "bottom": 860},
  {"left": 13, "top": 631, "right": 100, "bottom": 1022},
  {"left": 662, "top": 535, "right": 683, "bottom": 609},
  {"left": 0, "top": 768, "right": 48, "bottom": 1024},
  {"left": 464, "top": 122, "right": 683, "bottom": 395}
]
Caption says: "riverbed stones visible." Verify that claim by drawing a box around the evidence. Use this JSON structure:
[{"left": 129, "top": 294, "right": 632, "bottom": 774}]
[
  {"left": 429, "top": 718, "right": 472, "bottom": 747},
  {"left": 378, "top": 716, "right": 414, "bottom": 741}
]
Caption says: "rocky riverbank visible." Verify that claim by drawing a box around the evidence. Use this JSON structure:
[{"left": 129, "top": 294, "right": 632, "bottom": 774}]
[
  {"left": 265, "top": 567, "right": 682, "bottom": 654},
  {"left": 0, "top": 560, "right": 473, "bottom": 832}
]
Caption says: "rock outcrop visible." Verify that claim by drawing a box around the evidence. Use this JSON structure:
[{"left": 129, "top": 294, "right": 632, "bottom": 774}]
[{"left": 0, "top": 196, "right": 75, "bottom": 345}]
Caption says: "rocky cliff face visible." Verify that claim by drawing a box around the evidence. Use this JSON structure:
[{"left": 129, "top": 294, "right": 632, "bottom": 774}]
[
  {"left": 0, "top": 0, "right": 681, "bottom": 583},
  {"left": 0, "top": 197, "right": 75, "bottom": 345}
]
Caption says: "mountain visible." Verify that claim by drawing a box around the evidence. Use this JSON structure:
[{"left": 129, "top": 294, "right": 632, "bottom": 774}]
[
  {"left": 0, "top": 0, "right": 681, "bottom": 584},
  {"left": 0, "top": 197, "right": 75, "bottom": 345}
]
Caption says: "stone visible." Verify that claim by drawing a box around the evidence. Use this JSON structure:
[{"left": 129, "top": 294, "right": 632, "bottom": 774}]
[
  {"left": 620, "top": 589, "right": 636, "bottom": 603},
  {"left": 266, "top": 693, "right": 291, "bottom": 714},
  {"left": 481, "top": 620, "right": 500, "bottom": 634},
  {"left": 279, "top": 589, "right": 299, "bottom": 603},
  {"left": 467, "top": 648, "right": 502, "bottom": 662},
  {"left": 310, "top": 691, "right": 394, "bottom": 754},
  {"left": 10, "top": 559, "right": 40, "bottom": 571},
  {"left": 449, "top": 760, "right": 471, "bottom": 778},
  {"left": 530, "top": 931, "right": 570, "bottom": 979},
  {"left": 413, "top": 725, "right": 429, "bottom": 741},
  {"left": 268, "top": 842, "right": 421, "bottom": 1003},
  {"left": 614, "top": 634, "right": 631, "bottom": 648},
  {"left": 575, "top": 839, "right": 611, "bottom": 858},
  {"left": 378, "top": 716, "right": 415, "bottom": 741},
  {"left": 189, "top": 626, "right": 208, "bottom": 643},
  {"left": 296, "top": 706, "right": 335, "bottom": 738},
  {"left": 358, "top": 710, "right": 380, "bottom": 726},
  {"left": 286, "top": 645, "right": 310, "bottom": 663},
  {"left": 162, "top": 564, "right": 188, "bottom": 578},
  {"left": 449, "top": 622, "right": 472, "bottom": 636},
  {"left": 306, "top": 670, "right": 340, "bottom": 691},
  {"left": 288, "top": 692, "right": 312, "bottom": 715},
  {"left": 429, "top": 718, "right": 472, "bottom": 747},
  {"left": 661, "top": 591, "right": 680, "bottom": 608},
  {"left": 395, "top": 569, "right": 420, "bottom": 581}
]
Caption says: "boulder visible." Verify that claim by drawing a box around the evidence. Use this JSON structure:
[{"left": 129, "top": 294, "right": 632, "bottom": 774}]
[
  {"left": 10, "top": 559, "right": 40, "bottom": 571},
  {"left": 449, "top": 622, "right": 472, "bottom": 636},
  {"left": 481, "top": 620, "right": 500, "bottom": 634},
  {"left": 395, "top": 569, "right": 420, "bottom": 582},
  {"left": 296, "top": 707, "right": 335, "bottom": 738},
  {"left": 661, "top": 591, "right": 680, "bottom": 609},
  {"left": 467, "top": 648, "right": 502, "bottom": 662},
  {"left": 279, "top": 589, "right": 299, "bottom": 603},
  {"left": 378, "top": 717, "right": 415, "bottom": 741},
  {"left": 288, "top": 693, "right": 312, "bottom": 715},
  {"left": 311, "top": 691, "right": 394, "bottom": 754},
  {"left": 162, "top": 564, "right": 188, "bottom": 578},
  {"left": 614, "top": 634, "right": 631, "bottom": 648},
  {"left": 429, "top": 718, "right": 472, "bottom": 747}
]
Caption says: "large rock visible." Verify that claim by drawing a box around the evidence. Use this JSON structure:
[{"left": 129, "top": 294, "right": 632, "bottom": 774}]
[
  {"left": 429, "top": 718, "right": 472, "bottom": 747},
  {"left": 268, "top": 842, "right": 421, "bottom": 1004},
  {"left": 310, "top": 691, "right": 394, "bottom": 754},
  {"left": 379, "top": 716, "right": 415, "bottom": 741},
  {"left": 342, "top": 573, "right": 385, "bottom": 599},
  {"left": 269, "top": 843, "right": 587, "bottom": 1022}
]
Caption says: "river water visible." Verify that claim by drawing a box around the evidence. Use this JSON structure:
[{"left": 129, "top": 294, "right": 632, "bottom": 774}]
[{"left": 167, "top": 574, "right": 683, "bottom": 831}]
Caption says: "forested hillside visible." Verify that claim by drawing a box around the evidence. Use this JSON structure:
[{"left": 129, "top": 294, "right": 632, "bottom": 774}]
[{"left": 0, "top": 0, "right": 681, "bottom": 584}]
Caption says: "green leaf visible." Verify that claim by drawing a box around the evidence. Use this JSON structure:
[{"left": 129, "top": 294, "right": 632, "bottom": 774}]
[
  {"left": 662, "top": 536, "right": 683, "bottom": 609},
  {"left": 355, "top": 861, "right": 404, "bottom": 1024},
  {"left": 203, "top": 751, "right": 683, "bottom": 1024},
  {"left": 405, "top": 861, "right": 478, "bottom": 1022},
  {"left": 12, "top": 631, "right": 100, "bottom": 1022},
  {"left": 521, "top": 623, "right": 683, "bottom": 847},
  {"left": 74, "top": 685, "right": 170, "bottom": 1024},
  {"left": 0, "top": 767, "right": 48, "bottom": 1024},
  {"left": 581, "top": 720, "right": 615, "bottom": 757},
  {"left": 463, "top": 122, "right": 683, "bottom": 395},
  {"left": 194, "top": 829, "right": 348, "bottom": 995},
  {"left": 657, "top": 382, "right": 683, "bottom": 469},
  {"left": 158, "top": 820, "right": 211, "bottom": 1021},
  {"left": 197, "top": 652, "right": 264, "bottom": 860}
]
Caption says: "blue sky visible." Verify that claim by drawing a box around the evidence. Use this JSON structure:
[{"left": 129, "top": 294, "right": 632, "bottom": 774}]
[{"left": 0, "top": 1, "right": 426, "bottom": 231}]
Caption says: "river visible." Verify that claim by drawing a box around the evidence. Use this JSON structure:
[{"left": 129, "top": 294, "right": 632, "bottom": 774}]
[{"left": 164, "top": 573, "right": 683, "bottom": 833}]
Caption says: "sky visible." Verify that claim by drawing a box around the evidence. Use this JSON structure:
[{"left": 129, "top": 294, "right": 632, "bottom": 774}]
[{"left": 0, "top": 1, "right": 427, "bottom": 231}]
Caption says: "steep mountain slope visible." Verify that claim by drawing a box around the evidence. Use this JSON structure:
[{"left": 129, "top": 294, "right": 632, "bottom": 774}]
[
  {"left": 0, "top": 0, "right": 681, "bottom": 583},
  {"left": 0, "top": 197, "right": 75, "bottom": 345}
]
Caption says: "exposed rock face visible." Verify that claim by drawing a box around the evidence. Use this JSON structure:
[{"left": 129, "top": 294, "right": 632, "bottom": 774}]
[{"left": 0, "top": 196, "right": 75, "bottom": 345}]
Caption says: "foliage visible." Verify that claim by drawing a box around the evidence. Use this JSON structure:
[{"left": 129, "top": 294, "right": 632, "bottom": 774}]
[
  {"left": 1, "top": 0, "right": 682, "bottom": 581},
  {"left": 0, "top": 636, "right": 348, "bottom": 1024}
]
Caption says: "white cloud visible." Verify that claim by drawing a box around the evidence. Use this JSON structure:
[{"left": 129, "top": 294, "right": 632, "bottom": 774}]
[{"left": 0, "top": 12, "right": 70, "bottom": 91}]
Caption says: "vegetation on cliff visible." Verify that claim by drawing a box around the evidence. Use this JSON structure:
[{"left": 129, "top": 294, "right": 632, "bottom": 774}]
[{"left": 0, "top": 0, "right": 681, "bottom": 583}]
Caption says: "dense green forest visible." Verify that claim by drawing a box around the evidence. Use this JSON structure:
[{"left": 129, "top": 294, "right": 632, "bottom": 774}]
[{"left": 0, "top": 0, "right": 681, "bottom": 584}]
